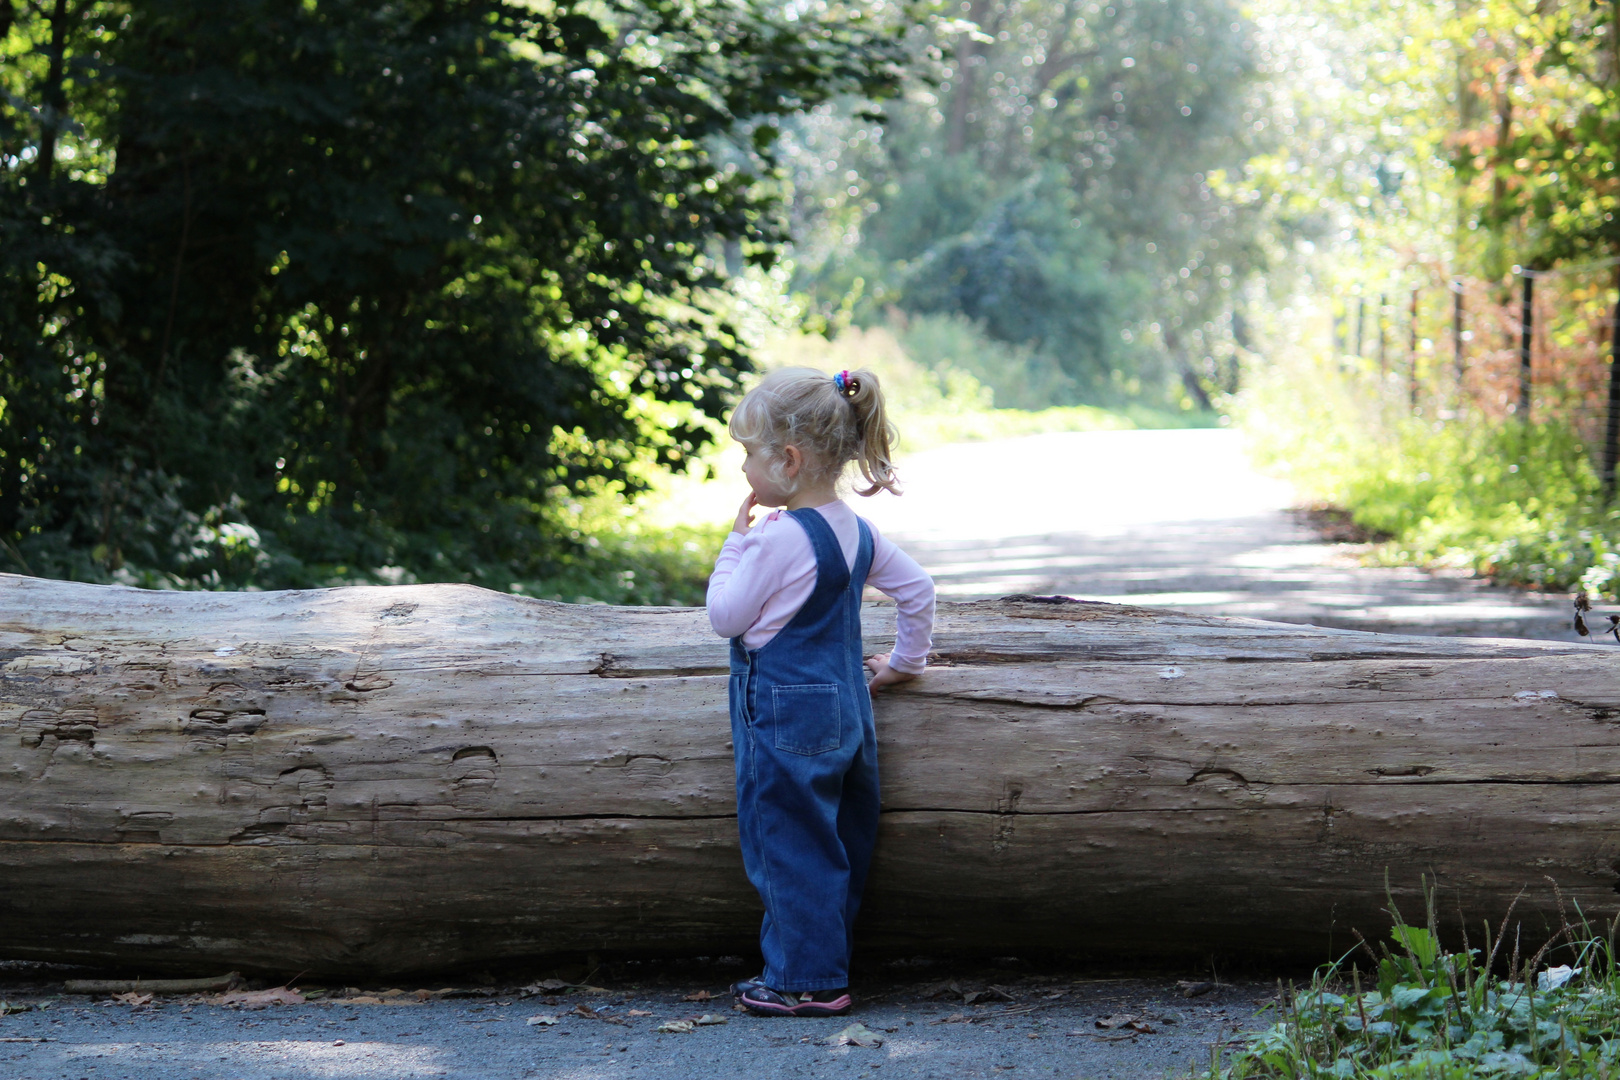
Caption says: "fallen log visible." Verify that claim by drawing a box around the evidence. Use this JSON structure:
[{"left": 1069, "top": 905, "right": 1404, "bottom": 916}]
[{"left": 0, "top": 573, "right": 1612, "bottom": 977}]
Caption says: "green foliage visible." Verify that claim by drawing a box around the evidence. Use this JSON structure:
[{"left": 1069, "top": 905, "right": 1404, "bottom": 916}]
[
  {"left": 891, "top": 310, "right": 1076, "bottom": 410},
  {"left": 1209, "top": 891, "right": 1620, "bottom": 1079},
  {"left": 1444, "top": 3, "right": 1620, "bottom": 271},
  {"left": 0, "top": 0, "right": 905, "bottom": 591},
  {"left": 1243, "top": 349, "right": 1620, "bottom": 597},
  {"left": 787, "top": 0, "right": 1268, "bottom": 411},
  {"left": 892, "top": 172, "right": 1130, "bottom": 399}
]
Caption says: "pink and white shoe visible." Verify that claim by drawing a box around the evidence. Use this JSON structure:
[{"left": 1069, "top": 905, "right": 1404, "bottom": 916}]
[{"left": 739, "top": 986, "right": 853, "bottom": 1017}]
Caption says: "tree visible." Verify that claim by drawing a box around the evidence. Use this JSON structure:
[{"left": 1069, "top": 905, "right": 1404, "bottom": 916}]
[
  {"left": 0, "top": 0, "right": 903, "bottom": 588},
  {"left": 789, "top": 0, "right": 1268, "bottom": 407}
]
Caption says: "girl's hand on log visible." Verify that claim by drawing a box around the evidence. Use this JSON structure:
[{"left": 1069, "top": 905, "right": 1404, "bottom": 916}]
[
  {"left": 733, "top": 492, "right": 759, "bottom": 536},
  {"left": 864, "top": 653, "right": 916, "bottom": 696}
]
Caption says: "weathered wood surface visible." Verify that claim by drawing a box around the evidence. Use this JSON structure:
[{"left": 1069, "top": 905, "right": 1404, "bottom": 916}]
[{"left": 0, "top": 573, "right": 1614, "bottom": 976}]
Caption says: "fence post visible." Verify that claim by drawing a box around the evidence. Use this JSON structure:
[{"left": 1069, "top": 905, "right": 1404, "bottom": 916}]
[
  {"left": 1452, "top": 278, "right": 1465, "bottom": 394},
  {"left": 1408, "top": 288, "right": 1419, "bottom": 409},
  {"left": 1378, "top": 293, "right": 1387, "bottom": 375},
  {"left": 1605, "top": 265, "right": 1620, "bottom": 499},
  {"left": 1519, "top": 272, "right": 1533, "bottom": 418}
]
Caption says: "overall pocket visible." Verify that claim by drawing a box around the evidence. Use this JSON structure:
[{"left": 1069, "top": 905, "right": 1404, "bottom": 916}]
[{"left": 770, "top": 684, "right": 841, "bottom": 756}]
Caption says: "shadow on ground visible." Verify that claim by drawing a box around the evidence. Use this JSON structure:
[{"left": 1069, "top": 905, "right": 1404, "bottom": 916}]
[{"left": 0, "top": 955, "right": 1296, "bottom": 1080}]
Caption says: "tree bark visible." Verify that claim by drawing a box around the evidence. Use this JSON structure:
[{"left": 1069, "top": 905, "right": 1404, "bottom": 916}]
[
  {"left": 34, "top": 0, "right": 72, "bottom": 186},
  {"left": 944, "top": 0, "right": 994, "bottom": 156},
  {"left": 0, "top": 575, "right": 1614, "bottom": 977}
]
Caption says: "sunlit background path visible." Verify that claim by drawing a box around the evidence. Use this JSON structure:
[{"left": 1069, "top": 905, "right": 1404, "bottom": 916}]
[{"left": 665, "top": 429, "right": 1571, "bottom": 641}]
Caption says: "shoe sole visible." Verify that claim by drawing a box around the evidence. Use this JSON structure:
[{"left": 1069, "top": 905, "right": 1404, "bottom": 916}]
[{"left": 739, "top": 990, "right": 852, "bottom": 1017}]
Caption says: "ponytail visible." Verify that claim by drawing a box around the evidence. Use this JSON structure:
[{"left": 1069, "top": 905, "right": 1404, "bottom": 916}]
[
  {"left": 837, "top": 369, "right": 899, "bottom": 497},
  {"left": 728, "top": 365, "right": 903, "bottom": 498}
]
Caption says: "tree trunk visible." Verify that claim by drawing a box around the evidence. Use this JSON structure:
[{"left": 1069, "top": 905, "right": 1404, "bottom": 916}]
[{"left": 0, "top": 575, "right": 1613, "bottom": 977}]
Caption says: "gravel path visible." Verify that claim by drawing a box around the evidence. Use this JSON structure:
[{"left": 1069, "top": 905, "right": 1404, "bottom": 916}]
[
  {"left": 858, "top": 428, "right": 1573, "bottom": 641},
  {"left": 0, "top": 960, "right": 1281, "bottom": 1080}
]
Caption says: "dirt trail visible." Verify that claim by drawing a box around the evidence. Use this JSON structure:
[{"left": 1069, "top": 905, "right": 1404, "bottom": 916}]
[{"left": 855, "top": 428, "right": 1572, "bottom": 641}]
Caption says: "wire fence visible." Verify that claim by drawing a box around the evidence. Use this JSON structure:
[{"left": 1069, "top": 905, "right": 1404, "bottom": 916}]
[{"left": 1332, "top": 259, "right": 1620, "bottom": 484}]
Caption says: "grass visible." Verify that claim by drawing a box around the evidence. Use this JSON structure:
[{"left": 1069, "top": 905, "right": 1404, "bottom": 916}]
[
  {"left": 1240, "top": 347, "right": 1620, "bottom": 600},
  {"left": 1205, "top": 883, "right": 1620, "bottom": 1079}
]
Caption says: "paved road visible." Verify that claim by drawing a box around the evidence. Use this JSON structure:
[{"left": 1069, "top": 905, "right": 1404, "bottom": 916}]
[
  {"left": 856, "top": 429, "right": 1571, "bottom": 641},
  {"left": 0, "top": 961, "right": 1276, "bottom": 1080}
]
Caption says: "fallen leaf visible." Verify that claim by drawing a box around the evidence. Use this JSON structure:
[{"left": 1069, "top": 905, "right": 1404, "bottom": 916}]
[
  {"left": 963, "top": 986, "right": 1016, "bottom": 1006},
  {"left": 522, "top": 979, "right": 568, "bottom": 994},
  {"left": 0, "top": 1001, "right": 32, "bottom": 1015},
  {"left": 111, "top": 992, "right": 153, "bottom": 1006},
  {"left": 571, "top": 1004, "right": 598, "bottom": 1019},
  {"left": 682, "top": 990, "right": 712, "bottom": 1002},
  {"left": 820, "top": 1022, "right": 884, "bottom": 1048},
  {"left": 525, "top": 1014, "right": 559, "bottom": 1026},
  {"left": 218, "top": 987, "right": 305, "bottom": 1009},
  {"left": 627, "top": 1009, "right": 652, "bottom": 1017},
  {"left": 923, "top": 981, "right": 963, "bottom": 1000},
  {"left": 1177, "top": 980, "right": 1217, "bottom": 998},
  {"left": 695, "top": 1013, "right": 728, "bottom": 1026},
  {"left": 928, "top": 1012, "right": 972, "bottom": 1025},
  {"left": 656, "top": 1020, "right": 694, "bottom": 1034},
  {"left": 1067, "top": 1029, "right": 1139, "bottom": 1041},
  {"left": 1092, "top": 1014, "right": 1155, "bottom": 1033},
  {"left": 339, "top": 996, "right": 384, "bottom": 1006}
]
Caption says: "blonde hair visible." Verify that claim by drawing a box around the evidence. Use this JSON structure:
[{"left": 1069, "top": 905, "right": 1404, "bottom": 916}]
[{"left": 728, "top": 367, "right": 900, "bottom": 497}]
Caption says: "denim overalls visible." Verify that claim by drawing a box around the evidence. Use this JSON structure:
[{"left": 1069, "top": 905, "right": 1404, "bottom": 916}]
[{"left": 729, "top": 507, "right": 881, "bottom": 993}]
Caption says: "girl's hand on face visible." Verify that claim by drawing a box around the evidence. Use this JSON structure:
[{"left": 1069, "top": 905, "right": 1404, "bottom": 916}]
[
  {"left": 864, "top": 652, "right": 916, "bottom": 696},
  {"left": 733, "top": 492, "right": 759, "bottom": 535}
]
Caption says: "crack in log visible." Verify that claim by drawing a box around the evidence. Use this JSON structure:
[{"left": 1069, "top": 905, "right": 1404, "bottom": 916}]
[
  {"left": 1188, "top": 768, "right": 1250, "bottom": 786},
  {"left": 949, "top": 692, "right": 1124, "bottom": 709}
]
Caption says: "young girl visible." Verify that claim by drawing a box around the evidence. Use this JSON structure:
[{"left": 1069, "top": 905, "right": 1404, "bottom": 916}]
[{"left": 707, "top": 366, "right": 935, "bottom": 1018}]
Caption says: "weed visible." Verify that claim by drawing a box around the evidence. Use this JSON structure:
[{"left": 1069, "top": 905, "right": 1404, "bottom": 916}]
[{"left": 1203, "top": 881, "right": 1620, "bottom": 1079}]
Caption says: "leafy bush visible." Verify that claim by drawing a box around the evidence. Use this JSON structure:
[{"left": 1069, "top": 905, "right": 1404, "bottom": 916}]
[
  {"left": 1241, "top": 350, "right": 1620, "bottom": 598},
  {"left": 1209, "top": 887, "right": 1620, "bottom": 1079},
  {"left": 0, "top": 0, "right": 904, "bottom": 593}
]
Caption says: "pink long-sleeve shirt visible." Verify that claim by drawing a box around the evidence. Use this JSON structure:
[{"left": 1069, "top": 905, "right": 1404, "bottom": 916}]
[{"left": 706, "top": 500, "right": 935, "bottom": 673}]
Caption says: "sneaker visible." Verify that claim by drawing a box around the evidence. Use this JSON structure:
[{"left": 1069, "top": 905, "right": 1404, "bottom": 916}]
[
  {"left": 739, "top": 985, "right": 852, "bottom": 1017},
  {"left": 729, "top": 973, "right": 768, "bottom": 997}
]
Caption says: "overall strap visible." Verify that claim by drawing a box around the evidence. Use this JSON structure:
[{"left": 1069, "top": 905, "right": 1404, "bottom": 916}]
[
  {"left": 850, "top": 518, "right": 874, "bottom": 594},
  {"left": 784, "top": 507, "right": 849, "bottom": 626}
]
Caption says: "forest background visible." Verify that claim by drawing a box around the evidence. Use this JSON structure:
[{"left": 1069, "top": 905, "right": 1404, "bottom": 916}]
[{"left": 3, "top": 0, "right": 1618, "bottom": 604}]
